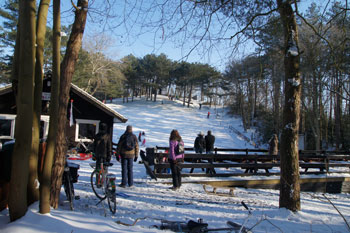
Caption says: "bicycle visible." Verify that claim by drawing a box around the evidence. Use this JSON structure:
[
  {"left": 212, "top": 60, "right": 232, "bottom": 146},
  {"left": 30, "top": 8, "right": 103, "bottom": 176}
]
[
  {"left": 62, "top": 158, "right": 80, "bottom": 210},
  {"left": 90, "top": 161, "right": 117, "bottom": 214}
]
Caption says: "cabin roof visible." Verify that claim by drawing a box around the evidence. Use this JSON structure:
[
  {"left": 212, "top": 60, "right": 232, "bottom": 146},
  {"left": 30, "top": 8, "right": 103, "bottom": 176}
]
[{"left": 0, "top": 83, "right": 128, "bottom": 123}]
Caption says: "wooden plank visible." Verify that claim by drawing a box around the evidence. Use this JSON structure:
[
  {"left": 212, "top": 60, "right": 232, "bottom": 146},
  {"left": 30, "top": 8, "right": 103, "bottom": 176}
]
[
  {"left": 154, "top": 153, "right": 350, "bottom": 162},
  {"left": 154, "top": 162, "right": 280, "bottom": 170},
  {"left": 160, "top": 177, "right": 350, "bottom": 193},
  {"left": 155, "top": 171, "right": 346, "bottom": 178}
]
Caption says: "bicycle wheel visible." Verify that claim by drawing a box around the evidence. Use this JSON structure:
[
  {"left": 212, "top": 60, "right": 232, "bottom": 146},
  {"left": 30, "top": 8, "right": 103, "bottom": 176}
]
[
  {"left": 90, "top": 170, "right": 106, "bottom": 199},
  {"left": 63, "top": 173, "right": 74, "bottom": 210},
  {"left": 107, "top": 183, "right": 116, "bottom": 214}
]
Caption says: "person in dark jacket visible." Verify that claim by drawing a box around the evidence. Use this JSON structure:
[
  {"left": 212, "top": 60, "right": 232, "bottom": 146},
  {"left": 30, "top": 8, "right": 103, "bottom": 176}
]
[
  {"left": 93, "top": 123, "right": 112, "bottom": 169},
  {"left": 205, "top": 130, "right": 215, "bottom": 154},
  {"left": 194, "top": 131, "right": 206, "bottom": 154},
  {"left": 205, "top": 130, "right": 216, "bottom": 174},
  {"left": 168, "top": 129, "right": 184, "bottom": 190},
  {"left": 191, "top": 132, "right": 206, "bottom": 173},
  {"left": 116, "top": 125, "right": 139, "bottom": 188}
]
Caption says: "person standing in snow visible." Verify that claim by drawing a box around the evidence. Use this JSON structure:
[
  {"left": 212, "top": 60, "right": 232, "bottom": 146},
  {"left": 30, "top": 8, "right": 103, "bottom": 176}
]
[
  {"left": 93, "top": 123, "right": 112, "bottom": 169},
  {"left": 116, "top": 125, "right": 139, "bottom": 188},
  {"left": 138, "top": 131, "right": 142, "bottom": 142},
  {"left": 194, "top": 131, "right": 206, "bottom": 154},
  {"left": 207, "top": 111, "right": 210, "bottom": 118},
  {"left": 138, "top": 131, "right": 146, "bottom": 147},
  {"left": 168, "top": 129, "right": 184, "bottom": 190},
  {"left": 205, "top": 130, "right": 215, "bottom": 154},
  {"left": 205, "top": 130, "right": 216, "bottom": 174},
  {"left": 191, "top": 131, "right": 206, "bottom": 173}
]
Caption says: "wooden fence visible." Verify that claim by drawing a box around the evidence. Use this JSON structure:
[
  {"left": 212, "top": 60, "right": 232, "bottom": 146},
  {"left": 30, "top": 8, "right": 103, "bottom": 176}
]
[{"left": 142, "top": 147, "right": 350, "bottom": 178}]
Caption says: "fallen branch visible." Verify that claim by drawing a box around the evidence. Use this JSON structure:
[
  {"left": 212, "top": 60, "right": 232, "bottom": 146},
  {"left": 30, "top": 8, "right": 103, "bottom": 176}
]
[{"left": 322, "top": 194, "right": 350, "bottom": 232}]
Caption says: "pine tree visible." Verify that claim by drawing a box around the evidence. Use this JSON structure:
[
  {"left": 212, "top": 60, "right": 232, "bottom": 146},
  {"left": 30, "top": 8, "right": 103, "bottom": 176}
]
[{"left": 0, "top": 0, "right": 19, "bottom": 82}]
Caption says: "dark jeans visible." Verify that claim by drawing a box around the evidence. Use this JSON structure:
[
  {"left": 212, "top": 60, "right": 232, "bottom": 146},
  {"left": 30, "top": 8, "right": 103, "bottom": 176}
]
[
  {"left": 169, "top": 160, "right": 182, "bottom": 188},
  {"left": 121, "top": 158, "right": 134, "bottom": 186}
]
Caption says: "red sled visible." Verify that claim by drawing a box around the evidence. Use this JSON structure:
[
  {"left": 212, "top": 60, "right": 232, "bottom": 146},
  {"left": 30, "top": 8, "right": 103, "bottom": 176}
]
[{"left": 68, "top": 153, "right": 92, "bottom": 160}]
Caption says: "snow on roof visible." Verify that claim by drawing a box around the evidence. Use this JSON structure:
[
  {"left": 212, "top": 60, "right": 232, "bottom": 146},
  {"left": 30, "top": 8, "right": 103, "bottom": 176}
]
[
  {"left": 70, "top": 83, "right": 127, "bottom": 123},
  {"left": 0, "top": 83, "right": 128, "bottom": 123},
  {"left": 0, "top": 84, "right": 12, "bottom": 95}
]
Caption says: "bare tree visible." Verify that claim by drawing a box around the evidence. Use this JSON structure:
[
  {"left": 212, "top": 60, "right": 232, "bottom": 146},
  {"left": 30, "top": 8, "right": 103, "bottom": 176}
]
[{"left": 50, "top": 0, "right": 88, "bottom": 208}]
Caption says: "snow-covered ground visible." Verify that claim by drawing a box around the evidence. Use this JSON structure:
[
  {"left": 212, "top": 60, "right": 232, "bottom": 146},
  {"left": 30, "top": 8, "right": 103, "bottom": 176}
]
[{"left": 1, "top": 96, "right": 350, "bottom": 233}]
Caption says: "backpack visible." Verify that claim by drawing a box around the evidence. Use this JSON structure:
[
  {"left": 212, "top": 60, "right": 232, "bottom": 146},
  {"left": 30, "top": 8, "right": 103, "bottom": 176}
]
[
  {"left": 175, "top": 140, "right": 185, "bottom": 155},
  {"left": 123, "top": 134, "right": 135, "bottom": 151}
]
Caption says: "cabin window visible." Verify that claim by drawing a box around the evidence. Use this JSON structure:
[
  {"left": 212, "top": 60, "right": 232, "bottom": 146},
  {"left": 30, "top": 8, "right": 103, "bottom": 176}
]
[
  {"left": 0, "top": 114, "right": 15, "bottom": 139},
  {"left": 75, "top": 119, "right": 100, "bottom": 142}
]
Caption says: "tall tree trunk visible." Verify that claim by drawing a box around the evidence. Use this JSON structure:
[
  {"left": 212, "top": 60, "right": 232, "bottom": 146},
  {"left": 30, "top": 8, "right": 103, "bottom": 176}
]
[
  {"left": 50, "top": 0, "right": 88, "bottom": 209},
  {"left": 187, "top": 83, "right": 193, "bottom": 108},
  {"left": 329, "top": 74, "right": 334, "bottom": 147},
  {"left": 40, "top": 0, "right": 59, "bottom": 214},
  {"left": 254, "top": 75, "right": 258, "bottom": 119},
  {"left": 28, "top": 0, "right": 51, "bottom": 206},
  {"left": 154, "top": 87, "right": 157, "bottom": 102},
  {"left": 201, "top": 84, "right": 204, "bottom": 102},
  {"left": 273, "top": 66, "right": 281, "bottom": 135},
  {"left": 132, "top": 87, "right": 134, "bottom": 102},
  {"left": 277, "top": 0, "right": 301, "bottom": 211},
  {"left": 9, "top": 0, "right": 36, "bottom": 221},
  {"left": 183, "top": 85, "right": 186, "bottom": 106},
  {"left": 335, "top": 74, "right": 342, "bottom": 150},
  {"left": 312, "top": 71, "right": 320, "bottom": 150}
]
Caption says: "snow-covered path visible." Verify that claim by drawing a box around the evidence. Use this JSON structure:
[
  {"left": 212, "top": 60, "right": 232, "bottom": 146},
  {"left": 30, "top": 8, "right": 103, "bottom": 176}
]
[{"left": 1, "top": 96, "right": 350, "bottom": 233}]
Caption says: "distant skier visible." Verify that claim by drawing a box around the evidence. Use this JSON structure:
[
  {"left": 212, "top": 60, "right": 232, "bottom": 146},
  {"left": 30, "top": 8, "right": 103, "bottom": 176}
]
[
  {"left": 199, "top": 103, "right": 202, "bottom": 110},
  {"left": 138, "top": 132, "right": 142, "bottom": 142},
  {"left": 207, "top": 111, "right": 210, "bottom": 118}
]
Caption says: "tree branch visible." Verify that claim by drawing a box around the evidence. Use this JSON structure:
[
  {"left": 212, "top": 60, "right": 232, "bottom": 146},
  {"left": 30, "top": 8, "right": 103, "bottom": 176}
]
[{"left": 229, "top": 8, "right": 278, "bottom": 40}]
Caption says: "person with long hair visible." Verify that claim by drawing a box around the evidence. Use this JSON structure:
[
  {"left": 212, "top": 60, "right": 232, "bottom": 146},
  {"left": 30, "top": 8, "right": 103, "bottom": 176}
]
[{"left": 168, "top": 129, "right": 184, "bottom": 190}]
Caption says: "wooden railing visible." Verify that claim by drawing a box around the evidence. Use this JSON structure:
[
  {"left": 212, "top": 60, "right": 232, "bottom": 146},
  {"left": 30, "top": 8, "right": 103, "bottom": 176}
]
[{"left": 142, "top": 147, "right": 350, "bottom": 178}]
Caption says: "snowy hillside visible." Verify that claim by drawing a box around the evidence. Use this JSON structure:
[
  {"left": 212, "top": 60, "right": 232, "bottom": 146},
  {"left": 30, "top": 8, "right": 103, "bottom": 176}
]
[
  {"left": 1, "top": 96, "right": 350, "bottom": 233},
  {"left": 110, "top": 95, "right": 255, "bottom": 149}
]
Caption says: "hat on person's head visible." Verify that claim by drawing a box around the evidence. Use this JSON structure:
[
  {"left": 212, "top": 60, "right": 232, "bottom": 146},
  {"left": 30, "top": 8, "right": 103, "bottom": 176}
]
[
  {"left": 208, "top": 130, "right": 212, "bottom": 135},
  {"left": 126, "top": 125, "right": 133, "bottom": 132},
  {"left": 199, "top": 131, "right": 204, "bottom": 136}
]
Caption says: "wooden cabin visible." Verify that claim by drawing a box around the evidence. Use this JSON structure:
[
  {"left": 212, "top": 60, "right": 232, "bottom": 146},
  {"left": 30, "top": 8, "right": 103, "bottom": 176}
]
[{"left": 0, "top": 79, "right": 127, "bottom": 147}]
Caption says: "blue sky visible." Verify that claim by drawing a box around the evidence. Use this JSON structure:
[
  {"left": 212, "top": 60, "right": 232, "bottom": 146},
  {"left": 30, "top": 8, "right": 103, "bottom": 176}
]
[{"left": 75, "top": 0, "right": 327, "bottom": 71}]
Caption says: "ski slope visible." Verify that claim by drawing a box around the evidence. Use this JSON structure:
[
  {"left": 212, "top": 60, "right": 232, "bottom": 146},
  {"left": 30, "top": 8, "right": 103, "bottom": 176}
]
[
  {"left": 110, "top": 95, "right": 254, "bottom": 149},
  {"left": 1, "top": 96, "right": 350, "bottom": 233}
]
